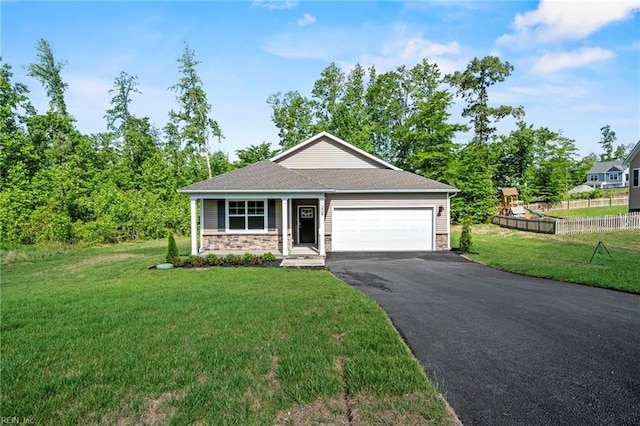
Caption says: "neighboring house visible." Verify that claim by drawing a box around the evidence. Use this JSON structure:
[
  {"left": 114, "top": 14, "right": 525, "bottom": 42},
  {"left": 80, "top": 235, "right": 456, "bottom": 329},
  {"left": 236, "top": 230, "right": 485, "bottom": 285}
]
[
  {"left": 585, "top": 161, "right": 629, "bottom": 188},
  {"left": 623, "top": 140, "right": 640, "bottom": 212},
  {"left": 179, "top": 132, "right": 458, "bottom": 257}
]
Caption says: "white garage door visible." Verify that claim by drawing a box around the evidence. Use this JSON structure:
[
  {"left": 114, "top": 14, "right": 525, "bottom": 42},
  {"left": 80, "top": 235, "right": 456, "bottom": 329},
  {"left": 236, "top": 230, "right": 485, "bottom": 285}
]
[{"left": 332, "top": 207, "right": 433, "bottom": 251}]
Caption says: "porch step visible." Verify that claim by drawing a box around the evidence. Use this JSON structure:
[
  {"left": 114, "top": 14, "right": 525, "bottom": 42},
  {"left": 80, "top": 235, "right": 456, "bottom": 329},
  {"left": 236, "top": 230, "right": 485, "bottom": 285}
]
[{"left": 281, "top": 257, "right": 325, "bottom": 267}]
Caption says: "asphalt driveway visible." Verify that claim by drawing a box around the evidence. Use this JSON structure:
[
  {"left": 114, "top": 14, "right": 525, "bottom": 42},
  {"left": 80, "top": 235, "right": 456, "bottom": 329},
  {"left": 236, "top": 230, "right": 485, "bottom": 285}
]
[{"left": 327, "top": 252, "right": 640, "bottom": 425}]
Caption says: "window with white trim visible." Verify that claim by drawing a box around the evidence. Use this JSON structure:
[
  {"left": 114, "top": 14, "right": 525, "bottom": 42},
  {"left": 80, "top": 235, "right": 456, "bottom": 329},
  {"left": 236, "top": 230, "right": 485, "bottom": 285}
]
[
  {"left": 228, "top": 200, "right": 266, "bottom": 231},
  {"left": 633, "top": 169, "right": 639, "bottom": 187},
  {"left": 608, "top": 173, "right": 619, "bottom": 181},
  {"left": 588, "top": 174, "right": 598, "bottom": 181}
]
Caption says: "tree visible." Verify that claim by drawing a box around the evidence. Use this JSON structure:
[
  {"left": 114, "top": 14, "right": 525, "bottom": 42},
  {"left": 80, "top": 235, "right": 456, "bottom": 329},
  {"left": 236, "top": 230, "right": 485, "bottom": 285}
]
[
  {"left": 446, "top": 56, "right": 523, "bottom": 145},
  {"left": 235, "top": 142, "right": 276, "bottom": 168},
  {"left": 267, "top": 91, "right": 313, "bottom": 149},
  {"left": 166, "top": 44, "right": 223, "bottom": 178},
  {"left": 0, "top": 58, "right": 36, "bottom": 181},
  {"left": 26, "top": 39, "right": 68, "bottom": 115},
  {"left": 598, "top": 125, "right": 616, "bottom": 161},
  {"left": 532, "top": 130, "right": 579, "bottom": 202},
  {"left": 458, "top": 219, "right": 473, "bottom": 253},
  {"left": 105, "top": 71, "right": 141, "bottom": 140}
]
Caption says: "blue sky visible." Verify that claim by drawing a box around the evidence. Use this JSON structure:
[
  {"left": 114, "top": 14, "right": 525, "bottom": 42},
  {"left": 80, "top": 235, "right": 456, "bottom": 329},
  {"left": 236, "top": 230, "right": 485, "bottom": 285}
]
[{"left": 2, "top": 1, "right": 639, "bottom": 160}]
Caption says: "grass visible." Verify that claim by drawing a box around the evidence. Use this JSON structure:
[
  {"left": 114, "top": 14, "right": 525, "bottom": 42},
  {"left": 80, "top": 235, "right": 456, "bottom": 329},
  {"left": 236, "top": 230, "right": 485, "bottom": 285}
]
[
  {"left": 545, "top": 205, "right": 628, "bottom": 218},
  {"left": 0, "top": 239, "right": 452, "bottom": 425},
  {"left": 452, "top": 224, "right": 640, "bottom": 293}
]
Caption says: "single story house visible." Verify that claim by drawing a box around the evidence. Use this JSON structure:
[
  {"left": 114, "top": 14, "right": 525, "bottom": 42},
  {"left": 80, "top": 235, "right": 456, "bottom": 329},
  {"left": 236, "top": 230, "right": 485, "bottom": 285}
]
[
  {"left": 623, "top": 140, "right": 640, "bottom": 212},
  {"left": 585, "top": 161, "right": 629, "bottom": 189},
  {"left": 178, "top": 132, "right": 458, "bottom": 257}
]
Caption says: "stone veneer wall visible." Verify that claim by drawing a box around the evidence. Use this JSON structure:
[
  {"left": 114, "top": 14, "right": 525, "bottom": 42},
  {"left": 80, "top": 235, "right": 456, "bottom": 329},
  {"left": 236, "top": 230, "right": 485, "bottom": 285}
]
[
  {"left": 324, "top": 234, "right": 332, "bottom": 253},
  {"left": 203, "top": 232, "right": 280, "bottom": 252},
  {"left": 435, "top": 234, "right": 449, "bottom": 251}
]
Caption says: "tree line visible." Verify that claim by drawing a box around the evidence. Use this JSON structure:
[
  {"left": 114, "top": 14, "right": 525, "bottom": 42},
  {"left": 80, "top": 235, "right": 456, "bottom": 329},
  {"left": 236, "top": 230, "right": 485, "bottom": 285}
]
[{"left": 0, "top": 39, "right": 630, "bottom": 246}]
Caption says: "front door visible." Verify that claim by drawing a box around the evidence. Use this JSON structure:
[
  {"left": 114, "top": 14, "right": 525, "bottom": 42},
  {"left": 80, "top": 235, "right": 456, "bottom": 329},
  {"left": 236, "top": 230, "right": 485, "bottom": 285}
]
[{"left": 298, "top": 206, "right": 316, "bottom": 244}]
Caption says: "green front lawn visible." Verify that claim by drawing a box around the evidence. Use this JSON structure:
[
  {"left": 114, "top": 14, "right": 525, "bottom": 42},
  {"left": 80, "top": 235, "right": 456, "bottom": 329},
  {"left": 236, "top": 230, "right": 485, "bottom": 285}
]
[
  {"left": 545, "top": 205, "right": 628, "bottom": 218},
  {"left": 1, "top": 240, "right": 452, "bottom": 424},
  {"left": 452, "top": 225, "right": 640, "bottom": 293}
]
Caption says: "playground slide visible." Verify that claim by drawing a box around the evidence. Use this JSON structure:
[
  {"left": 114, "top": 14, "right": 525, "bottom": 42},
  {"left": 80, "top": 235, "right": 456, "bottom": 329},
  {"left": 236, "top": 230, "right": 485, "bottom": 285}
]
[{"left": 524, "top": 207, "right": 545, "bottom": 218}]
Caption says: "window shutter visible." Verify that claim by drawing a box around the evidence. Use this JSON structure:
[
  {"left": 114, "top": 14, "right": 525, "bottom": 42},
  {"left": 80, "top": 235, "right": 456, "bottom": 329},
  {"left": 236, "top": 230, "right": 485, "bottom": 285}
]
[
  {"left": 268, "top": 199, "right": 276, "bottom": 230},
  {"left": 217, "top": 200, "right": 225, "bottom": 231}
]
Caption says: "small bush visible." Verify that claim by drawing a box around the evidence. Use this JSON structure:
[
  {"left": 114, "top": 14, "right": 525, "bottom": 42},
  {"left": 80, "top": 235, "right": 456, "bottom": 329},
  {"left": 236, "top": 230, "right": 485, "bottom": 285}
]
[
  {"left": 190, "top": 256, "right": 206, "bottom": 267},
  {"left": 251, "top": 255, "right": 264, "bottom": 266},
  {"left": 459, "top": 219, "right": 473, "bottom": 253},
  {"left": 263, "top": 252, "right": 277, "bottom": 262},
  {"left": 205, "top": 253, "right": 218, "bottom": 265},
  {"left": 223, "top": 253, "right": 238, "bottom": 264},
  {"left": 232, "top": 254, "right": 245, "bottom": 266},
  {"left": 171, "top": 256, "right": 184, "bottom": 267},
  {"left": 242, "top": 253, "right": 255, "bottom": 264},
  {"left": 165, "top": 232, "right": 179, "bottom": 262}
]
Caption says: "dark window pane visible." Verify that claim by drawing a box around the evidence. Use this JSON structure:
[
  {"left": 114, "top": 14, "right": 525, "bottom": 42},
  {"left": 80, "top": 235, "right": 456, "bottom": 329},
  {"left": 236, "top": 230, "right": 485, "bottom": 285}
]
[
  {"left": 248, "top": 216, "right": 264, "bottom": 230},
  {"left": 229, "top": 217, "right": 246, "bottom": 230}
]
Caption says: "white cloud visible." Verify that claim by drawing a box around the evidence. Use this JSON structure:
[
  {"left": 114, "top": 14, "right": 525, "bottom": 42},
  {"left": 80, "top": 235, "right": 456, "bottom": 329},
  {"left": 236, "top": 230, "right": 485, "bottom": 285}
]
[
  {"left": 360, "top": 36, "right": 462, "bottom": 73},
  {"left": 252, "top": 0, "right": 297, "bottom": 10},
  {"left": 297, "top": 13, "right": 316, "bottom": 27},
  {"left": 498, "top": 0, "right": 640, "bottom": 46},
  {"left": 262, "top": 23, "right": 463, "bottom": 73},
  {"left": 531, "top": 47, "right": 615, "bottom": 74}
]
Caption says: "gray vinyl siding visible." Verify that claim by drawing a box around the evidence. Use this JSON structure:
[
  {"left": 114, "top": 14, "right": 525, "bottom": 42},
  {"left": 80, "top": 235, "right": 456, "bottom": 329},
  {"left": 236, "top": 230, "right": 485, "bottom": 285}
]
[
  {"left": 325, "top": 193, "right": 448, "bottom": 234},
  {"left": 630, "top": 155, "right": 640, "bottom": 211},
  {"left": 203, "top": 200, "right": 218, "bottom": 230},
  {"left": 202, "top": 199, "right": 284, "bottom": 232},
  {"left": 275, "top": 136, "right": 383, "bottom": 169}
]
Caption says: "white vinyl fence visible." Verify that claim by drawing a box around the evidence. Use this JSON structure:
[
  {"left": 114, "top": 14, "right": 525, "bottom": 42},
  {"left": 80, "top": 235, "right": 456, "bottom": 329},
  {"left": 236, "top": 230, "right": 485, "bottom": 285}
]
[
  {"left": 493, "top": 212, "right": 640, "bottom": 235},
  {"left": 554, "top": 212, "right": 640, "bottom": 235}
]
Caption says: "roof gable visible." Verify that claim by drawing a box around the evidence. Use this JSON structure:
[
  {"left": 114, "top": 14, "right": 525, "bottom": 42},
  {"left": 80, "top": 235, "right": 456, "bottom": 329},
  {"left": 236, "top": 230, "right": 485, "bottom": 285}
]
[
  {"left": 624, "top": 140, "right": 640, "bottom": 166},
  {"left": 587, "top": 161, "right": 626, "bottom": 174},
  {"left": 271, "top": 132, "right": 399, "bottom": 170}
]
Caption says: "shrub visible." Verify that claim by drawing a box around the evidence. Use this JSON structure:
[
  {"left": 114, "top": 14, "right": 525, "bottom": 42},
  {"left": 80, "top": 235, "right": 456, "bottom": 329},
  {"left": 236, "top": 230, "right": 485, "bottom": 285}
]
[
  {"left": 222, "top": 253, "right": 245, "bottom": 265},
  {"left": 263, "top": 252, "right": 277, "bottom": 262},
  {"left": 205, "top": 253, "right": 218, "bottom": 265},
  {"left": 165, "top": 232, "right": 179, "bottom": 263},
  {"left": 190, "top": 255, "right": 206, "bottom": 267},
  {"left": 171, "top": 256, "right": 184, "bottom": 267},
  {"left": 459, "top": 219, "right": 473, "bottom": 253},
  {"left": 251, "top": 255, "right": 264, "bottom": 266},
  {"left": 242, "top": 253, "right": 255, "bottom": 264}
]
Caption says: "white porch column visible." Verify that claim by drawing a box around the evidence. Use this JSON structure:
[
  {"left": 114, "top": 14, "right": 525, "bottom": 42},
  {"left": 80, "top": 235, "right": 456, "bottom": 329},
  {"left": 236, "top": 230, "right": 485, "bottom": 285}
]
[
  {"left": 199, "top": 199, "right": 204, "bottom": 252},
  {"left": 281, "top": 198, "right": 289, "bottom": 256},
  {"left": 190, "top": 198, "right": 198, "bottom": 255},
  {"left": 318, "top": 197, "right": 325, "bottom": 256}
]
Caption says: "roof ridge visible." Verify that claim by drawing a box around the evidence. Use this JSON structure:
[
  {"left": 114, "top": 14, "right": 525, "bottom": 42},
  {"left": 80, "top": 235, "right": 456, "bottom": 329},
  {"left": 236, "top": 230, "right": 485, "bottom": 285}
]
[{"left": 271, "top": 162, "right": 335, "bottom": 190}]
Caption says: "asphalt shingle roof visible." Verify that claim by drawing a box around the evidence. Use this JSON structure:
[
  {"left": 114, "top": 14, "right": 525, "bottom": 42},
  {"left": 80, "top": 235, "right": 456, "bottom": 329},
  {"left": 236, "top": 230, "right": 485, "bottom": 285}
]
[
  {"left": 294, "top": 169, "right": 457, "bottom": 191},
  {"left": 587, "top": 161, "right": 626, "bottom": 174},
  {"left": 178, "top": 160, "right": 331, "bottom": 192},
  {"left": 179, "top": 161, "right": 457, "bottom": 193}
]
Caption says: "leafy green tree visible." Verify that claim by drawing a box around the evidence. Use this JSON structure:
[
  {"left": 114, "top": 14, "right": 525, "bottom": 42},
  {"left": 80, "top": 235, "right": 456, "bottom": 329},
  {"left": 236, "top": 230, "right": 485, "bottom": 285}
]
[
  {"left": 598, "top": 125, "right": 616, "bottom": 161},
  {"left": 267, "top": 91, "right": 314, "bottom": 150},
  {"left": 235, "top": 142, "right": 276, "bottom": 168},
  {"left": 532, "top": 130, "right": 579, "bottom": 202},
  {"left": 26, "top": 39, "right": 68, "bottom": 115},
  {"left": 448, "top": 143, "right": 497, "bottom": 223},
  {"left": 446, "top": 56, "right": 523, "bottom": 145},
  {"left": 0, "top": 58, "right": 36, "bottom": 181},
  {"left": 167, "top": 44, "right": 223, "bottom": 178}
]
